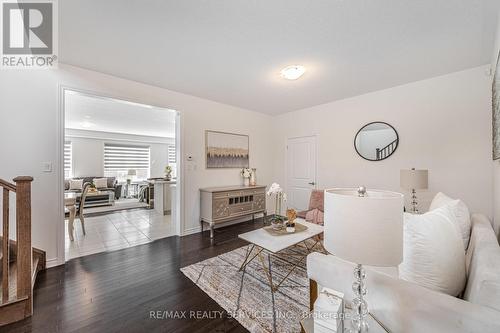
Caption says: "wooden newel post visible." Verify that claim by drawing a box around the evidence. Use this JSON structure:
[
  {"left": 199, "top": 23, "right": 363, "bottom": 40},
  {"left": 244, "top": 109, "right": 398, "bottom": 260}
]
[{"left": 13, "top": 176, "right": 33, "bottom": 314}]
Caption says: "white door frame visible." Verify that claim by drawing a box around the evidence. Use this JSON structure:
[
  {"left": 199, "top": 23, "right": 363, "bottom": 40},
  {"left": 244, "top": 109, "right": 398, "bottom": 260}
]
[
  {"left": 284, "top": 134, "right": 319, "bottom": 209},
  {"left": 57, "top": 85, "right": 184, "bottom": 266}
]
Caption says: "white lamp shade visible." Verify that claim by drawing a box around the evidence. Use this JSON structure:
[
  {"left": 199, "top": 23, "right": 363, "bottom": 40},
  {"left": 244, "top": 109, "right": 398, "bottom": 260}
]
[
  {"left": 400, "top": 169, "right": 428, "bottom": 190},
  {"left": 324, "top": 188, "right": 404, "bottom": 267}
]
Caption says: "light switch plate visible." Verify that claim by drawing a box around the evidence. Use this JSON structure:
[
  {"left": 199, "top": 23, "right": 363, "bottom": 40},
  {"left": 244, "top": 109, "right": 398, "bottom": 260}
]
[{"left": 42, "top": 162, "right": 53, "bottom": 172}]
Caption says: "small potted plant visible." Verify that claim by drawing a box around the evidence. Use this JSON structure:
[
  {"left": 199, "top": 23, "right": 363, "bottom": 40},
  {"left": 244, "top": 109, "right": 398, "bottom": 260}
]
[
  {"left": 267, "top": 183, "right": 288, "bottom": 229},
  {"left": 165, "top": 165, "right": 173, "bottom": 181}
]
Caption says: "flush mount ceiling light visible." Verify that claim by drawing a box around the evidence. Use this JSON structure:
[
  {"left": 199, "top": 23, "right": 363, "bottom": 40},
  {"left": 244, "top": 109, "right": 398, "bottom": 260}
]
[{"left": 280, "top": 65, "right": 306, "bottom": 80}]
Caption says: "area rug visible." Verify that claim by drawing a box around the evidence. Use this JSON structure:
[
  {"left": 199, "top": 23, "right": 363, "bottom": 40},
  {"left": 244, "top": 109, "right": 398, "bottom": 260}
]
[{"left": 181, "top": 241, "right": 323, "bottom": 333}]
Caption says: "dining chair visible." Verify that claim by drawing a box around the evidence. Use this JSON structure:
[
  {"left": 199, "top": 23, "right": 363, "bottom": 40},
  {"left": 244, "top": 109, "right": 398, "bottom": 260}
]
[{"left": 77, "top": 182, "right": 90, "bottom": 236}]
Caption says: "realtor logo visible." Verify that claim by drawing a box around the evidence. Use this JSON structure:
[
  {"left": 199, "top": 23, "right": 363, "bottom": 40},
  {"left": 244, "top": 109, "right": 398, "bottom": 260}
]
[{"left": 1, "top": 0, "right": 58, "bottom": 68}]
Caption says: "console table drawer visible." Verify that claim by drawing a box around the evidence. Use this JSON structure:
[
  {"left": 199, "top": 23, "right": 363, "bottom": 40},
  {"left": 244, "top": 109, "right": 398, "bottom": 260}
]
[
  {"left": 229, "top": 203, "right": 253, "bottom": 215},
  {"left": 213, "top": 191, "right": 232, "bottom": 199}
]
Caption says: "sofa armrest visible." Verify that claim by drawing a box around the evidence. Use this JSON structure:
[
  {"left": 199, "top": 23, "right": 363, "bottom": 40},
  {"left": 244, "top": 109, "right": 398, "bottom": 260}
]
[{"left": 307, "top": 252, "right": 500, "bottom": 333}]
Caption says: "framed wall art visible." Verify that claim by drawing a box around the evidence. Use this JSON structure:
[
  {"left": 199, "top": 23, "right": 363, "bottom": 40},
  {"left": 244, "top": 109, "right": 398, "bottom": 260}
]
[{"left": 205, "top": 130, "right": 249, "bottom": 168}]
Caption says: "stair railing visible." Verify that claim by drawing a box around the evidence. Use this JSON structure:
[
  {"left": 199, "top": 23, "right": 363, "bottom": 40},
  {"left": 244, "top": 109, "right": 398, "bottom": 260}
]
[
  {"left": 0, "top": 176, "right": 33, "bottom": 312},
  {"left": 376, "top": 139, "right": 398, "bottom": 160}
]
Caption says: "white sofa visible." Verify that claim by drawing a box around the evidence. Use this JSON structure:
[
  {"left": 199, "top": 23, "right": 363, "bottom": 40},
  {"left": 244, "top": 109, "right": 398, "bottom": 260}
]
[{"left": 307, "top": 213, "right": 500, "bottom": 332}]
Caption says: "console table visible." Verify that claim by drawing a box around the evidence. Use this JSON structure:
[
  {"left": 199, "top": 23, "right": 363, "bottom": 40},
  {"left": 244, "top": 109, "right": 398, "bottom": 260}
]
[{"left": 200, "top": 185, "right": 267, "bottom": 239}]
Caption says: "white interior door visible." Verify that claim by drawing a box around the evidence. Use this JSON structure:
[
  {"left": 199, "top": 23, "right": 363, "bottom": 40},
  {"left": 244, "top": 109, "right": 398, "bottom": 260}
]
[{"left": 286, "top": 136, "right": 317, "bottom": 211}]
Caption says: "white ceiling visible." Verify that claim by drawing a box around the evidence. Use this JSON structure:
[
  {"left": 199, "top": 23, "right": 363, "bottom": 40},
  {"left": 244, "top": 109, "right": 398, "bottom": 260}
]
[
  {"left": 64, "top": 91, "right": 176, "bottom": 138},
  {"left": 60, "top": 0, "right": 500, "bottom": 115}
]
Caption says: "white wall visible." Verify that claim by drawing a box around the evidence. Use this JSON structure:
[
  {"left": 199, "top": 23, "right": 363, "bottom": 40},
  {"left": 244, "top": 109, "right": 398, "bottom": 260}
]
[
  {"left": 492, "top": 11, "right": 500, "bottom": 238},
  {"left": 0, "top": 64, "right": 275, "bottom": 266},
  {"left": 273, "top": 66, "right": 492, "bottom": 217},
  {"left": 66, "top": 129, "right": 174, "bottom": 179}
]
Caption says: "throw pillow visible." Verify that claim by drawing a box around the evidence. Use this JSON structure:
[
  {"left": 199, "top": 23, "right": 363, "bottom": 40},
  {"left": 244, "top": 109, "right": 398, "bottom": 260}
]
[
  {"left": 93, "top": 178, "right": 108, "bottom": 189},
  {"left": 429, "top": 192, "right": 471, "bottom": 250},
  {"left": 399, "top": 205, "right": 466, "bottom": 296},
  {"left": 69, "top": 179, "right": 83, "bottom": 191}
]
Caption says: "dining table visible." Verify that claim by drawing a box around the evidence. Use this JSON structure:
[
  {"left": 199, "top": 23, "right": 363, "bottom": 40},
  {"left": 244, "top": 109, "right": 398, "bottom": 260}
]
[{"left": 64, "top": 192, "right": 77, "bottom": 241}]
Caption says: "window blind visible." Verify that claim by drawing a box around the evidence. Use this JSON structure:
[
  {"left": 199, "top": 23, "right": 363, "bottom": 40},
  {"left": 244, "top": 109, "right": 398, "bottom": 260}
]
[
  {"left": 167, "top": 145, "right": 176, "bottom": 164},
  {"left": 64, "top": 141, "right": 72, "bottom": 178},
  {"left": 104, "top": 143, "right": 150, "bottom": 170}
]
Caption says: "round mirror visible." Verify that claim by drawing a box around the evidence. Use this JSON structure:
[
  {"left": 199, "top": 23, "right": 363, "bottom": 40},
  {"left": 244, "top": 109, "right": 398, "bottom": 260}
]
[{"left": 354, "top": 122, "right": 399, "bottom": 161}]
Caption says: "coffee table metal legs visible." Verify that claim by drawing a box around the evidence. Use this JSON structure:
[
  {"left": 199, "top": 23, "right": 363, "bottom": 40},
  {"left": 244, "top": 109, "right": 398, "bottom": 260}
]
[
  {"left": 238, "top": 239, "right": 323, "bottom": 293},
  {"left": 239, "top": 245, "right": 263, "bottom": 271},
  {"left": 258, "top": 251, "right": 274, "bottom": 291}
]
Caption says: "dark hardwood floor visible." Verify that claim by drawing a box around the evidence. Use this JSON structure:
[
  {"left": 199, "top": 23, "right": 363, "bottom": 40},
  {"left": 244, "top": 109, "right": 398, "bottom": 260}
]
[{"left": 3, "top": 220, "right": 266, "bottom": 333}]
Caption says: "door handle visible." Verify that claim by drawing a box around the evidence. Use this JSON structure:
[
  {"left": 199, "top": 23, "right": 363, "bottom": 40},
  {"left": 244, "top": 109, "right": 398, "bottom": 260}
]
[{"left": 308, "top": 182, "right": 316, "bottom": 185}]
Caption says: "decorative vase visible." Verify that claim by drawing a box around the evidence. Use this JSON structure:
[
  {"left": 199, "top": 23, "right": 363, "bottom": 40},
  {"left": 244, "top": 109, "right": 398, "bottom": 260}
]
[
  {"left": 249, "top": 168, "right": 257, "bottom": 186},
  {"left": 243, "top": 178, "right": 250, "bottom": 186},
  {"left": 271, "top": 218, "right": 284, "bottom": 230}
]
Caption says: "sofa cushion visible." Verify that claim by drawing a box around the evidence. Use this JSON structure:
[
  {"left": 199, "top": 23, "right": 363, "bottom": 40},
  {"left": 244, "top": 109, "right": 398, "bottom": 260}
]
[
  {"left": 429, "top": 192, "right": 471, "bottom": 251},
  {"left": 463, "top": 214, "right": 500, "bottom": 312},
  {"left": 65, "top": 177, "right": 116, "bottom": 190},
  {"left": 69, "top": 179, "right": 83, "bottom": 191},
  {"left": 399, "top": 206, "right": 466, "bottom": 296},
  {"left": 93, "top": 178, "right": 108, "bottom": 189}
]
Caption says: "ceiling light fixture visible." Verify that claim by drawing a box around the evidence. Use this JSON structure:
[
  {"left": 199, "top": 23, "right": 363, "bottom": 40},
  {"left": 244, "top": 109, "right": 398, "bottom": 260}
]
[{"left": 280, "top": 65, "right": 306, "bottom": 80}]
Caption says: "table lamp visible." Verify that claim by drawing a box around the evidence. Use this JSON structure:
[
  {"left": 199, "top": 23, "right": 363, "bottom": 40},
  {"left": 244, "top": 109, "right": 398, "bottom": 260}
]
[
  {"left": 400, "top": 168, "right": 428, "bottom": 213},
  {"left": 324, "top": 187, "right": 404, "bottom": 332}
]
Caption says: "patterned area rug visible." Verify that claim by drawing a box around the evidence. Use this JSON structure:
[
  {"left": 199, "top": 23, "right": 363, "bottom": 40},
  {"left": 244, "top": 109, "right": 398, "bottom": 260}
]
[{"left": 181, "top": 241, "right": 323, "bottom": 333}]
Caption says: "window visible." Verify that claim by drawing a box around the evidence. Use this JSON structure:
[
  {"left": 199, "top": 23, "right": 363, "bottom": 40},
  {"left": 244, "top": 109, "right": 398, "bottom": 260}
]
[
  {"left": 64, "top": 141, "right": 72, "bottom": 178},
  {"left": 104, "top": 143, "right": 150, "bottom": 182},
  {"left": 167, "top": 144, "right": 177, "bottom": 178},
  {"left": 167, "top": 145, "right": 176, "bottom": 163}
]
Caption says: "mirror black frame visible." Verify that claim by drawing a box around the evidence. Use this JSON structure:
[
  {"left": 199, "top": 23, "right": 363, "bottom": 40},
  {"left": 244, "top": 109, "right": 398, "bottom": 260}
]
[{"left": 354, "top": 121, "right": 399, "bottom": 161}]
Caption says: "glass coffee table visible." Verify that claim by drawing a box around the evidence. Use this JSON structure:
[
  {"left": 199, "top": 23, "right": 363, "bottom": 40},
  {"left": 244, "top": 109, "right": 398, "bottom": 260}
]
[{"left": 238, "top": 219, "right": 325, "bottom": 293}]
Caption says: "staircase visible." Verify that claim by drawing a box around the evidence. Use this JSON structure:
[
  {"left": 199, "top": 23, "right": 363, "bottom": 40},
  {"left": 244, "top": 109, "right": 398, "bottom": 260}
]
[{"left": 0, "top": 177, "right": 45, "bottom": 326}]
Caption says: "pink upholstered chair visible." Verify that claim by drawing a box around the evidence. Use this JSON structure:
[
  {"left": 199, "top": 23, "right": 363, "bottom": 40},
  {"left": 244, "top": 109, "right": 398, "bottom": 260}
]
[{"left": 297, "top": 189, "right": 324, "bottom": 225}]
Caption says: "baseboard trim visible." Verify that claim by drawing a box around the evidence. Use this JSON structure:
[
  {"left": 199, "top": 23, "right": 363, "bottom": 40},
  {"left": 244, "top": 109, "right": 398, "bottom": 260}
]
[
  {"left": 46, "top": 258, "right": 62, "bottom": 268},
  {"left": 181, "top": 226, "right": 201, "bottom": 236}
]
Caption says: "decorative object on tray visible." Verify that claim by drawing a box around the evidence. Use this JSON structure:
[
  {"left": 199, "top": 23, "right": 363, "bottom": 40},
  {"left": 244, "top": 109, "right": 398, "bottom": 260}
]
[
  {"left": 493, "top": 50, "right": 500, "bottom": 160},
  {"left": 263, "top": 222, "right": 307, "bottom": 236},
  {"left": 400, "top": 168, "right": 428, "bottom": 213},
  {"left": 267, "top": 182, "right": 287, "bottom": 229},
  {"left": 324, "top": 187, "right": 404, "bottom": 332},
  {"left": 286, "top": 208, "right": 297, "bottom": 232},
  {"left": 205, "top": 130, "right": 249, "bottom": 168},
  {"left": 249, "top": 168, "right": 257, "bottom": 186},
  {"left": 240, "top": 167, "right": 252, "bottom": 186},
  {"left": 164, "top": 165, "right": 173, "bottom": 181},
  {"left": 313, "top": 287, "right": 345, "bottom": 333}
]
